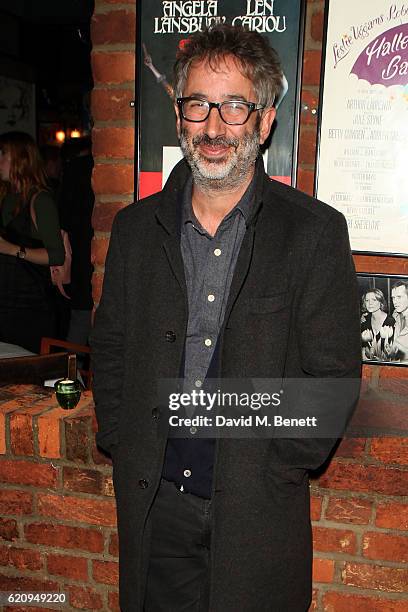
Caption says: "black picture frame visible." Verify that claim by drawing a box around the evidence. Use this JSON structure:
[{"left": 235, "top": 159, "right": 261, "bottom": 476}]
[
  {"left": 135, "top": 0, "right": 306, "bottom": 200},
  {"left": 357, "top": 273, "right": 408, "bottom": 366}
]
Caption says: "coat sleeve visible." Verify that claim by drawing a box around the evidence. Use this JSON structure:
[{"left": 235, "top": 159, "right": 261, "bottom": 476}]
[
  {"left": 90, "top": 214, "right": 126, "bottom": 455},
  {"left": 271, "top": 212, "right": 362, "bottom": 472}
]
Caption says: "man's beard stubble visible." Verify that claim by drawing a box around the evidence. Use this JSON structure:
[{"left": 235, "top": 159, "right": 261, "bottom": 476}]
[{"left": 179, "top": 126, "right": 260, "bottom": 193}]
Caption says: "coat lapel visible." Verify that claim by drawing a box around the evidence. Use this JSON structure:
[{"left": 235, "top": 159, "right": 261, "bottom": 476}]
[{"left": 155, "top": 159, "right": 189, "bottom": 299}]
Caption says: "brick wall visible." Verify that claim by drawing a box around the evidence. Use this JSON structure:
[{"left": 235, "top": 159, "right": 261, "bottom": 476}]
[
  {"left": 0, "top": 385, "right": 118, "bottom": 611},
  {"left": 2, "top": 1, "right": 405, "bottom": 610},
  {"left": 0, "top": 381, "right": 406, "bottom": 611}
]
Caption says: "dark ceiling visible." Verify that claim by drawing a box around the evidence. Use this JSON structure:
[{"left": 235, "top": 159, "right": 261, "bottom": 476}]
[
  {"left": 0, "top": 0, "right": 94, "bottom": 24},
  {"left": 0, "top": 0, "right": 95, "bottom": 126}
]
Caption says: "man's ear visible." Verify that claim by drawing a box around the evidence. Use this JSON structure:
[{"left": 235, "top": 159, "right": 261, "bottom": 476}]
[
  {"left": 174, "top": 103, "right": 181, "bottom": 137},
  {"left": 259, "top": 107, "right": 276, "bottom": 145}
]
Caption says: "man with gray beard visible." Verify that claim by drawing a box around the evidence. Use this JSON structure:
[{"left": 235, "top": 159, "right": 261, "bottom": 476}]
[{"left": 92, "top": 24, "right": 361, "bottom": 611}]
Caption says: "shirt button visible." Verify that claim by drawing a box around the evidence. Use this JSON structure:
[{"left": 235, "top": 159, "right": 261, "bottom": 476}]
[
  {"left": 151, "top": 407, "right": 160, "bottom": 419},
  {"left": 204, "top": 338, "right": 212, "bottom": 347},
  {"left": 208, "top": 294, "right": 215, "bottom": 302},
  {"left": 165, "top": 331, "right": 176, "bottom": 343},
  {"left": 183, "top": 469, "right": 192, "bottom": 477},
  {"left": 190, "top": 426, "right": 197, "bottom": 434},
  {"left": 195, "top": 380, "right": 202, "bottom": 388},
  {"left": 138, "top": 479, "right": 149, "bottom": 489},
  {"left": 214, "top": 248, "right": 221, "bottom": 256}
]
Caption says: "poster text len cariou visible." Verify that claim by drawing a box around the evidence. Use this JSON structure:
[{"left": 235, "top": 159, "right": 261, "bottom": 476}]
[{"left": 154, "top": 1, "right": 287, "bottom": 34}]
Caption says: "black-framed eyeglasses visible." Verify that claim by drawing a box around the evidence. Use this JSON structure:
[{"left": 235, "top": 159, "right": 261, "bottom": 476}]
[{"left": 176, "top": 97, "right": 265, "bottom": 125}]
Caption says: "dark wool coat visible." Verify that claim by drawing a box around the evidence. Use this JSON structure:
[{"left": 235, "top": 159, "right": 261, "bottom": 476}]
[{"left": 91, "top": 158, "right": 361, "bottom": 612}]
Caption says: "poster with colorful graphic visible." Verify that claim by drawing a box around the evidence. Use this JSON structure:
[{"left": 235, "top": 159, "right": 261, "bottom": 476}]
[
  {"left": 316, "top": 0, "right": 408, "bottom": 255},
  {"left": 136, "top": 0, "right": 305, "bottom": 199}
]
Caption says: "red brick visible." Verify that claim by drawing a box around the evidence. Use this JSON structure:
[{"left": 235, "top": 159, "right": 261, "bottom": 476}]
[
  {"left": 312, "top": 526, "right": 357, "bottom": 554},
  {"left": 109, "top": 533, "right": 119, "bottom": 557},
  {"left": 335, "top": 438, "right": 366, "bottom": 458},
  {"left": 0, "top": 518, "right": 18, "bottom": 541},
  {"left": 37, "top": 407, "right": 66, "bottom": 459},
  {"left": 25, "top": 523, "right": 104, "bottom": 553},
  {"left": 378, "top": 376, "right": 408, "bottom": 395},
  {"left": 68, "top": 585, "right": 103, "bottom": 610},
  {"left": 303, "top": 50, "right": 322, "bottom": 86},
  {"left": 0, "top": 575, "right": 58, "bottom": 592},
  {"left": 93, "top": 127, "right": 134, "bottom": 159},
  {"left": 312, "top": 558, "right": 334, "bottom": 583},
  {"left": 92, "top": 52, "right": 135, "bottom": 85},
  {"left": 63, "top": 466, "right": 103, "bottom": 495},
  {"left": 296, "top": 168, "right": 315, "bottom": 195},
  {"left": 323, "top": 591, "right": 408, "bottom": 612},
  {"left": 108, "top": 590, "right": 120, "bottom": 611},
  {"left": 362, "top": 364, "right": 373, "bottom": 381},
  {"left": 92, "top": 201, "right": 128, "bottom": 232},
  {"left": 310, "top": 495, "right": 322, "bottom": 521},
  {"left": 47, "top": 553, "right": 88, "bottom": 581},
  {"left": 311, "top": 9, "right": 324, "bottom": 42},
  {"left": 92, "top": 237, "right": 110, "bottom": 268},
  {"left": 0, "top": 459, "right": 58, "bottom": 488},
  {"left": 298, "top": 128, "right": 317, "bottom": 166},
  {"left": 93, "top": 559, "right": 119, "bottom": 585},
  {"left": 102, "top": 475, "right": 114, "bottom": 497},
  {"left": 92, "top": 272, "right": 105, "bottom": 306},
  {"left": 354, "top": 256, "right": 408, "bottom": 275},
  {"left": 343, "top": 563, "right": 408, "bottom": 592},
  {"left": 376, "top": 502, "right": 408, "bottom": 530},
  {"left": 0, "top": 490, "right": 32, "bottom": 515},
  {"left": 362, "top": 532, "right": 408, "bottom": 563},
  {"left": 9, "top": 413, "right": 34, "bottom": 455},
  {"left": 369, "top": 438, "right": 408, "bottom": 465},
  {"left": 0, "top": 545, "right": 42, "bottom": 570},
  {"left": 92, "top": 88, "right": 134, "bottom": 122},
  {"left": 300, "top": 89, "right": 319, "bottom": 126},
  {"left": 4, "top": 607, "right": 54, "bottom": 612},
  {"left": 92, "top": 10, "right": 135, "bottom": 46},
  {"left": 309, "top": 588, "right": 318, "bottom": 611},
  {"left": 64, "top": 415, "right": 92, "bottom": 463},
  {"left": 351, "top": 398, "right": 408, "bottom": 432},
  {"left": 38, "top": 493, "right": 117, "bottom": 527},
  {"left": 325, "top": 497, "right": 372, "bottom": 525},
  {"left": 317, "top": 462, "right": 407, "bottom": 496},
  {"left": 93, "top": 163, "right": 134, "bottom": 195},
  {"left": 378, "top": 364, "right": 408, "bottom": 394}
]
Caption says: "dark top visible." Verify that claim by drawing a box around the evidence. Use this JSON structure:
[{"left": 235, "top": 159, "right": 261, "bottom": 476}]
[
  {"left": 162, "top": 173, "right": 256, "bottom": 498},
  {"left": 57, "top": 154, "right": 94, "bottom": 309},
  {"left": 0, "top": 190, "right": 64, "bottom": 265}
]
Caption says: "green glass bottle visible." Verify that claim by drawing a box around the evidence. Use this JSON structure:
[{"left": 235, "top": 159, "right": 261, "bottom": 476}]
[
  {"left": 54, "top": 355, "right": 81, "bottom": 409},
  {"left": 54, "top": 378, "right": 82, "bottom": 409}
]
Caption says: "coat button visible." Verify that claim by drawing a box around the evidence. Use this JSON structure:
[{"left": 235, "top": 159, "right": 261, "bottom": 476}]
[
  {"left": 152, "top": 407, "right": 160, "bottom": 419},
  {"left": 165, "top": 331, "right": 176, "bottom": 342},
  {"left": 139, "top": 479, "right": 149, "bottom": 489}
]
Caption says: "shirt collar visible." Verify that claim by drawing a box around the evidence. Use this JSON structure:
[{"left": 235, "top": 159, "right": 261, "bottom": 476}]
[{"left": 182, "top": 165, "right": 258, "bottom": 229}]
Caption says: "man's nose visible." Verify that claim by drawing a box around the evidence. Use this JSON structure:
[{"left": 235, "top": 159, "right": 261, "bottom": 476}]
[{"left": 204, "top": 106, "right": 226, "bottom": 138}]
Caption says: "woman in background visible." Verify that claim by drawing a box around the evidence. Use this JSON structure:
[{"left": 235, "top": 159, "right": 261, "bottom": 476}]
[
  {"left": 361, "top": 288, "right": 395, "bottom": 360},
  {"left": 0, "top": 131, "right": 64, "bottom": 352}
]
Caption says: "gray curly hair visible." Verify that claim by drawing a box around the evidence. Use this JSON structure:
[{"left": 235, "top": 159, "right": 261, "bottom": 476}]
[{"left": 173, "top": 24, "right": 283, "bottom": 108}]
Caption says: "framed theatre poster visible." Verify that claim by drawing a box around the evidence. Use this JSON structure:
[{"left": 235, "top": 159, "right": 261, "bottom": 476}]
[
  {"left": 358, "top": 273, "right": 408, "bottom": 366},
  {"left": 315, "top": 0, "right": 408, "bottom": 256},
  {"left": 0, "top": 75, "right": 35, "bottom": 138},
  {"left": 136, "top": 0, "right": 305, "bottom": 200}
]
